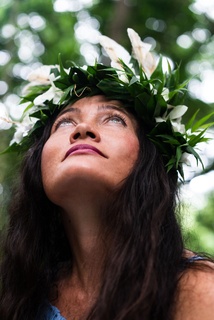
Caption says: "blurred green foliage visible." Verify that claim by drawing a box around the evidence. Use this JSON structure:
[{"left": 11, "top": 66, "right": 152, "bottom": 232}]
[
  {"left": 0, "top": 0, "right": 214, "bottom": 253},
  {"left": 182, "top": 190, "right": 214, "bottom": 255}
]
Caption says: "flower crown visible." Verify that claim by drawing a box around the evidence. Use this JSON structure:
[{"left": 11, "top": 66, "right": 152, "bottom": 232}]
[{"left": 0, "top": 28, "right": 213, "bottom": 178}]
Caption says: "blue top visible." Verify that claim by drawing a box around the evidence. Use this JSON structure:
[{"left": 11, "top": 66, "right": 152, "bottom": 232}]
[
  {"left": 186, "top": 255, "right": 205, "bottom": 263},
  {"left": 39, "top": 304, "right": 66, "bottom": 320}
]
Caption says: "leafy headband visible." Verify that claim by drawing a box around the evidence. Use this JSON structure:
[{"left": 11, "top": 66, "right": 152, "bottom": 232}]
[{"left": 0, "top": 28, "right": 213, "bottom": 178}]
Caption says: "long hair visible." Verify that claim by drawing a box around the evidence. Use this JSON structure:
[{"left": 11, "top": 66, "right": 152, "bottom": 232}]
[
  {"left": 0, "top": 109, "right": 185, "bottom": 320},
  {"left": 88, "top": 124, "right": 183, "bottom": 320}
]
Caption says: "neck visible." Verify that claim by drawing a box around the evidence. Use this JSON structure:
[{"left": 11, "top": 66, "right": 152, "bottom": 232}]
[
  {"left": 51, "top": 185, "right": 115, "bottom": 319},
  {"left": 59, "top": 188, "right": 110, "bottom": 291}
]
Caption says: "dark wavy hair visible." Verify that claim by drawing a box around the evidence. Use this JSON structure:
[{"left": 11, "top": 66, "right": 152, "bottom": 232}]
[{"left": 0, "top": 104, "right": 187, "bottom": 320}]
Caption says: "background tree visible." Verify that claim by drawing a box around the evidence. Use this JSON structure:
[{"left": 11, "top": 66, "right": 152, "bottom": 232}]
[{"left": 0, "top": 0, "right": 214, "bottom": 252}]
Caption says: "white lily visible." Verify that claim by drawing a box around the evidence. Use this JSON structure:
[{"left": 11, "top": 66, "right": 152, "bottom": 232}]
[
  {"left": 127, "top": 28, "right": 156, "bottom": 78},
  {"left": 33, "top": 73, "right": 64, "bottom": 106},
  {"left": 0, "top": 104, "right": 13, "bottom": 130},
  {"left": 99, "top": 34, "right": 133, "bottom": 82},
  {"left": 162, "top": 88, "right": 169, "bottom": 101},
  {"left": 0, "top": 117, "right": 13, "bottom": 130},
  {"left": 169, "top": 105, "right": 187, "bottom": 134},
  {"left": 10, "top": 115, "right": 36, "bottom": 145},
  {"left": 155, "top": 104, "right": 188, "bottom": 134},
  {"left": 168, "top": 104, "right": 188, "bottom": 120},
  {"left": 22, "top": 65, "right": 58, "bottom": 97},
  {"left": 99, "top": 35, "right": 131, "bottom": 69},
  {"left": 171, "top": 120, "right": 186, "bottom": 134},
  {"left": 33, "top": 86, "right": 63, "bottom": 106},
  {"left": 27, "top": 65, "right": 56, "bottom": 84}
]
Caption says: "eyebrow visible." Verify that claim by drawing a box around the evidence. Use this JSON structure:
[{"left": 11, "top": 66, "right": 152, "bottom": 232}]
[
  {"left": 57, "top": 107, "right": 81, "bottom": 118},
  {"left": 57, "top": 104, "right": 129, "bottom": 118},
  {"left": 97, "top": 104, "right": 128, "bottom": 114}
]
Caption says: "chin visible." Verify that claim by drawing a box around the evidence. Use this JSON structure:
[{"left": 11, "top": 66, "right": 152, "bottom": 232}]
[{"left": 43, "top": 168, "right": 125, "bottom": 206}]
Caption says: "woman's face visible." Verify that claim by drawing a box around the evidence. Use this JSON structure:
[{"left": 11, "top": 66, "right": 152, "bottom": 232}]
[{"left": 41, "top": 95, "right": 139, "bottom": 205}]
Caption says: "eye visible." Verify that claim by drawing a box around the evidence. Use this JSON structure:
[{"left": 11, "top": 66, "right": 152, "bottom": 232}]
[
  {"left": 53, "top": 117, "right": 76, "bottom": 130},
  {"left": 105, "top": 113, "right": 127, "bottom": 126}
]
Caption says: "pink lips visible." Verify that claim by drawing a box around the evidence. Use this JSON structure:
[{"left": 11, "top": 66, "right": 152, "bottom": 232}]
[{"left": 64, "top": 144, "right": 107, "bottom": 159}]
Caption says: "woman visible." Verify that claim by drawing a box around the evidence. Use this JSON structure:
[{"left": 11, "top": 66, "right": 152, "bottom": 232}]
[{"left": 0, "top": 28, "right": 214, "bottom": 320}]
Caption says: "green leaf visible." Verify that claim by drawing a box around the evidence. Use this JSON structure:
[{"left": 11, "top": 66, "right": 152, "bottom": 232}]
[
  {"left": 176, "top": 146, "right": 182, "bottom": 167},
  {"left": 185, "top": 145, "right": 204, "bottom": 168},
  {"left": 151, "top": 56, "right": 164, "bottom": 81},
  {"left": 200, "top": 122, "right": 214, "bottom": 130},
  {"left": 185, "top": 109, "right": 200, "bottom": 131},
  {"left": 0, "top": 143, "right": 19, "bottom": 155},
  {"left": 151, "top": 56, "right": 165, "bottom": 93},
  {"left": 188, "top": 128, "right": 207, "bottom": 147},
  {"left": 58, "top": 53, "right": 68, "bottom": 77},
  {"left": 157, "top": 134, "right": 181, "bottom": 145},
  {"left": 59, "top": 86, "right": 74, "bottom": 103},
  {"left": 129, "top": 76, "right": 139, "bottom": 86},
  {"left": 154, "top": 94, "right": 167, "bottom": 117},
  {"left": 191, "top": 111, "right": 214, "bottom": 132},
  {"left": 23, "top": 102, "right": 34, "bottom": 114}
]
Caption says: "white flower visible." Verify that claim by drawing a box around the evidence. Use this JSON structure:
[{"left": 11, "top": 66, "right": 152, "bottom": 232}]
[
  {"left": 10, "top": 102, "right": 31, "bottom": 120},
  {"left": 127, "top": 28, "right": 156, "bottom": 78},
  {"left": 27, "top": 65, "right": 56, "bottom": 84},
  {"left": 33, "top": 86, "right": 63, "bottom": 106},
  {"left": 168, "top": 104, "right": 187, "bottom": 120},
  {"left": 0, "top": 104, "right": 13, "bottom": 130},
  {"left": 170, "top": 120, "right": 186, "bottom": 134},
  {"left": 10, "top": 115, "right": 36, "bottom": 145},
  {"left": 168, "top": 105, "right": 187, "bottom": 134},
  {"left": 22, "top": 65, "right": 65, "bottom": 97},
  {"left": 99, "top": 35, "right": 131, "bottom": 69},
  {"left": 99, "top": 34, "right": 134, "bottom": 83},
  {"left": 162, "top": 88, "right": 169, "bottom": 101},
  {"left": 33, "top": 72, "right": 64, "bottom": 106},
  {"left": 0, "top": 117, "right": 13, "bottom": 130},
  {"left": 155, "top": 104, "right": 188, "bottom": 134},
  {"left": 115, "top": 70, "right": 129, "bottom": 83},
  {"left": 22, "top": 66, "right": 55, "bottom": 96}
]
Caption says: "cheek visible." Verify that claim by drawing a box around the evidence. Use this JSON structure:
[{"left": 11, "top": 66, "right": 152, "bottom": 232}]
[
  {"left": 123, "top": 131, "right": 139, "bottom": 156},
  {"left": 41, "top": 141, "right": 59, "bottom": 182},
  {"left": 128, "top": 135, "right": 139, "bottom": 155},
  {"left": 114, "top": 133, "right": 139, "bottom": 172},
  {"left": 41, "top": 140, "right": 64, "bottom": 202},
  {"left": 41, "top": 134, "right": 64, "bottom": 165},
  {"left": 126, "top": 136, "right": 139, "bottom": 167}
]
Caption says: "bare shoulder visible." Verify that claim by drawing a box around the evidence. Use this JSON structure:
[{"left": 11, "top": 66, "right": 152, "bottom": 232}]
[{"left": 174, "top": 261, "right": 214, "bottom": 320}]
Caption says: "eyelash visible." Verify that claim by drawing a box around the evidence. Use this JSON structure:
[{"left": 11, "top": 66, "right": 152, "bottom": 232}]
[
  {"left": 53, "top": 112, "right": 127, "bottom": 130},
  {"left": 54, "top": 116, "right": 75, "bottom": 130},
  {"left": 104, "top": 113, "right": 127, "bottom": 126}
]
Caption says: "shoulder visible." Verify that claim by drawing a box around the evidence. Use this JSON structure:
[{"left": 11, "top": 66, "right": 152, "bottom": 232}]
[{"left": 174, "top": 260, "right": 214, "bottom": 320}]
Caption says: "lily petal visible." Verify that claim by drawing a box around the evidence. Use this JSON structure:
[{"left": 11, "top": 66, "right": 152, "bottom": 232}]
[
  {"left": 127, "top": 28, "right": 156, "bottom": 77},
  {"left": 169, "top": 105, "right": 188, "bottom": 120},
  {"left": 28, "top": 65, "right": 54, "bottom": 84},
  {"left": 99, "top": 35, "right": 131, "bottom": 68}
]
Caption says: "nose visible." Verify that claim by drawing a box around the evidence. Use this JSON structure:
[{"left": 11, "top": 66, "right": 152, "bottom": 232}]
[{"left": 69, "top": 122, "right": 101, "bottom": 143}]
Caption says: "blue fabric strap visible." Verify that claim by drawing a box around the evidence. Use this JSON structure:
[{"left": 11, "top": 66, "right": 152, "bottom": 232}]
[
  {"left": 187, "top": 255, "right": 205, "bottom": 263},
  {"left": 39, "top": 304, "right": 66, "bottom": 320}
]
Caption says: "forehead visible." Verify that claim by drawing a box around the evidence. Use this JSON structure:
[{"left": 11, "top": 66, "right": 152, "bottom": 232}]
[{"left": 69, "top": 95, "right": 123, "bottom": 108}]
